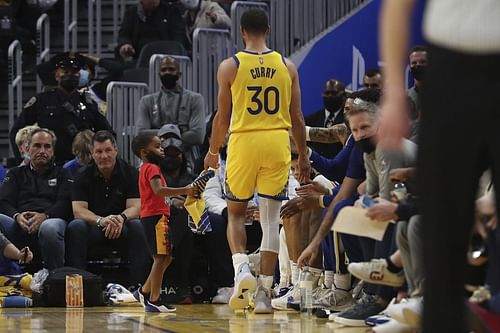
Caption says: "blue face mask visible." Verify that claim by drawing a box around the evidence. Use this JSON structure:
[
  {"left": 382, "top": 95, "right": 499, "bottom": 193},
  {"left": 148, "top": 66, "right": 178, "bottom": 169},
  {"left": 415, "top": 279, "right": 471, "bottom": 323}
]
[{"left": 79, "top": 69, "right": 90, "bottom": 87}]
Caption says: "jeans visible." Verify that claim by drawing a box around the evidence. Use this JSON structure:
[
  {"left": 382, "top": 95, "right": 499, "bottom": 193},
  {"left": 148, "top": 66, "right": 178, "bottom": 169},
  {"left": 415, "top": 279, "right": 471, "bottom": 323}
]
[
  {"left": 0, "top": 214, "right": 66, "bottom": 269},
  {"left": 65, "top": 218, "right": 150, "bottom": 286}
]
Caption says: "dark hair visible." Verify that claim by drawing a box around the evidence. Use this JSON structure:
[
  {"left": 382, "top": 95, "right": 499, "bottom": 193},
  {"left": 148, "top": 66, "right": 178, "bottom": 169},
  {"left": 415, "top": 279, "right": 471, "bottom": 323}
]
[
  {"left": 364, "top": 68, "right": 381, "bottom": 77},
  {"left": 240, "top": 8, "right": 269, "bottom": 35},
  {"left": 131, "top": 133, "right": 156, "bottom": 158},
  {"left": 409, "top": 44, "right": 427, "bottom": 55},
  {"left": 93, "top": 130, "right": 116, "bottom": 146},
  {"left": 291, "top": 152, "right": 299, "bottom": 160},
  {"left": 28, "top": 128, "right": 57, "bottom": 147},
  {"left": 348, "top": 88, "right": 382, "bottom": 104}
]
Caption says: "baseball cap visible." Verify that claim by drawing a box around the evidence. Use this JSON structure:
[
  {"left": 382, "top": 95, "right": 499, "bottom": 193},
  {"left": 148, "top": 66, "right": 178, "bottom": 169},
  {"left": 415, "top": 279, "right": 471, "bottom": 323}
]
[
  {"left": 52, "top": 52, "right": 84, "bottom": 70},
  {"left": 157, "top": 124, "right": 181, "bottom": 139},
  {"left": 161, "top": 138, "right": 183, "bottom": 151}
]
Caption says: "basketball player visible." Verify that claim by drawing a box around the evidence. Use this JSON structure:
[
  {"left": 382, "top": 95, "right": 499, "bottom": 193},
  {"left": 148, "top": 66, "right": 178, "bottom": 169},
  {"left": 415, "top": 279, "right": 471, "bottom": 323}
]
[{"left": 204, "top": 9, "right": 310, "bottom": 313}]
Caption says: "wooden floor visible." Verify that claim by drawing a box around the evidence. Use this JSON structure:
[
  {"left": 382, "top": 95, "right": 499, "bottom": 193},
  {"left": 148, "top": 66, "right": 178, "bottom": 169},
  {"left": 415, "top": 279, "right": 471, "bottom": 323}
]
[{"left": 0, "top": 304, "right": 371, "bottom": 333}]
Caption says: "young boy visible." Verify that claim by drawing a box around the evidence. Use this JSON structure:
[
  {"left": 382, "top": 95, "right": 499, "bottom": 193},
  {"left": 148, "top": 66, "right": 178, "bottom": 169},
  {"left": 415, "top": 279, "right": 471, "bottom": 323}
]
[{"left": 131, "top": 133, "right": 198, "bottom": 312}]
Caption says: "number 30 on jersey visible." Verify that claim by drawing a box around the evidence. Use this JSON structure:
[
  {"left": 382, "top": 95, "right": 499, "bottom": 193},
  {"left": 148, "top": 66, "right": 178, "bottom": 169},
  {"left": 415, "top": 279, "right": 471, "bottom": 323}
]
[{"left": 246, "top": 86, "right": 280, "bottom": 115}]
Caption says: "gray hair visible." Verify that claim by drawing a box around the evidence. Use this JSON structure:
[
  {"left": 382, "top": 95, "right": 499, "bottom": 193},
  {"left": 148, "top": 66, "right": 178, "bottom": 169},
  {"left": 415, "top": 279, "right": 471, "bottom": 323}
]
[
  {"left": 344, "top": 98, "right": 379, "bottom": 122},
  {"left": 27, "top": 128, "right": 57, "bottom": 147}
]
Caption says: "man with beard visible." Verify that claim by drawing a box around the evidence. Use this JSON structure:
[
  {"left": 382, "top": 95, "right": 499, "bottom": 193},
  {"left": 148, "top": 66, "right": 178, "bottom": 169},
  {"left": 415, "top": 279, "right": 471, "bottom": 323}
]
[
  {"left": 9, "top": 53, "right": 113, "bottom": 165},
  {"left": 0, "top": 128, "right": 73, "bottom": 269}
]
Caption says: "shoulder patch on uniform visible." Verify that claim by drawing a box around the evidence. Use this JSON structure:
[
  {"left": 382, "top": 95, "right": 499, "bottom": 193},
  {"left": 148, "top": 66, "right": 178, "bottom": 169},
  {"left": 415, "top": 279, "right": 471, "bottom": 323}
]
[{"left": 24, "top": 96, "right": 37, "bottom": 108}]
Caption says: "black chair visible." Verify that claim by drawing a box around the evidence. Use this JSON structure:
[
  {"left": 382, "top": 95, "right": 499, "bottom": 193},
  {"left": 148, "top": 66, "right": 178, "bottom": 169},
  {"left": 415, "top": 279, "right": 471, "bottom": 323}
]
[
  {"left": 136, "top": 41, "right": 186, "bottom": 68},
  {"left": 120, "top": 67, "right": 149, "bottom": 84}
]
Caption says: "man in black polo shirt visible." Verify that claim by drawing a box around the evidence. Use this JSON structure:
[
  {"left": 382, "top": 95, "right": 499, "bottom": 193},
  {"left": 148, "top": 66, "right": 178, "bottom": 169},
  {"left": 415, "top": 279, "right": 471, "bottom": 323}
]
[
  {"left": 66, "top": 130, "right": 150, "bottom": 286},
  {"left": 0, "top": 128, "right": 72, "bottom": 269}
]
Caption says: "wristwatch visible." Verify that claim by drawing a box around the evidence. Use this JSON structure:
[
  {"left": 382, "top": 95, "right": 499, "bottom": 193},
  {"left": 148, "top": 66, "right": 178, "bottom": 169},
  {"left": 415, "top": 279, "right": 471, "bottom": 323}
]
[
  {"left": 120, "top": 213, "right": 128, "bottom": 223},
  {"left": 96, "top": 217, "right": 103, "bottom": 228}
]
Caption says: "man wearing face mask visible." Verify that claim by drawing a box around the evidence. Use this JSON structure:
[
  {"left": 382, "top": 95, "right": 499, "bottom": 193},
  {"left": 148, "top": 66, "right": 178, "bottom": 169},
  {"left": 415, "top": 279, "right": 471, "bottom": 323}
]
[
  {"left": 10, "top": 53, "right": 113, "bottom": 165},
  {"left": 138, "top": 57, "right": 206, "bottom": 172},
  {"left": 305, "top": 79, "right": 347, "bottom": 158},
  {"left": 407, "top": 45, "right": 427, "bottom": 120}
]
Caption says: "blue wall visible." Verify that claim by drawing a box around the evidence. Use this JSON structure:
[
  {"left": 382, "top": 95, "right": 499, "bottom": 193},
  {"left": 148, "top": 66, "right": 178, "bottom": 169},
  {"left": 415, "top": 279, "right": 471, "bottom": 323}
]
[{"left": 297, "top": 0, "right": 425, "bottom": 117}]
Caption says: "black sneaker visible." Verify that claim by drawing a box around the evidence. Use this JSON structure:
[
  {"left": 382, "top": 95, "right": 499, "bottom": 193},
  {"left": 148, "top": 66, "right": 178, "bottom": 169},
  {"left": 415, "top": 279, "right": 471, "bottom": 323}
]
[
  {"left": 144, "top": 297, "right": 176, "bottom": 313},
  {"left": 333, "top": 293, "right": 387, "bottom": 326}
]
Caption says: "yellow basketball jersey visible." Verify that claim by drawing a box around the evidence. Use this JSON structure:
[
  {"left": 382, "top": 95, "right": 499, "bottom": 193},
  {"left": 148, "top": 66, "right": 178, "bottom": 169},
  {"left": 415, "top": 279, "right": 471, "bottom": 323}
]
[{"left": 229, "top": 50, "right": 292, "bottom": 133}]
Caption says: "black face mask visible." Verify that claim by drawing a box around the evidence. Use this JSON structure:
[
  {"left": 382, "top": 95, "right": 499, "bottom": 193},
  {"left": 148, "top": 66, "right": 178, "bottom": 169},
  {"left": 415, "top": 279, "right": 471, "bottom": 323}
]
[
  {"left": 160, "top": 73, "right": 179, "bottom": 90},
  {"left": 323, "top": 95, "right": 344, "bottom": 112},
  {"left": 356, "top": 137, "right": 376, "bottom": 154},
  {"left": 161, "top": 156, "right": 182, "bottom": 172},
  {"left": 60, "top": 74, "right": 79, "bottom": 92},
  {"left": 410, "top": 65, "right": 426, "bottom": 81},
  {"left": 146, "top": 151, "right": 163, "bottom": 166}
]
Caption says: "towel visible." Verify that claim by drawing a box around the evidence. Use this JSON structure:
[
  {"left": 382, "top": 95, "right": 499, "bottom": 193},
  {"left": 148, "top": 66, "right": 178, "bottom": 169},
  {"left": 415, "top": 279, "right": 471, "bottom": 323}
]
[{"left": 185, "top": 169, "right": 215, "bottom": 235}]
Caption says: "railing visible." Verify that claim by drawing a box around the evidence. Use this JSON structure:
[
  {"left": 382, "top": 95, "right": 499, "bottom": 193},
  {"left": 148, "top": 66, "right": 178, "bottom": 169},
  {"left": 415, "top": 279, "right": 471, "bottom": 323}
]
[
  {"left": 113, "top": 0, "right": 136, "bottom": 48},
  {"left": 230, "top": 1, "right": 268, "bottom": 51},
  {"left": 106, "top": 81, "right": 148, "bottom": 167},
  {"left": 149, "top": 54, "right": 193, "bottom": 94},
  {"left": 8, "top": 40, "right": 22, "bottom": 154},
  {"left": 88, "top": 0, "right": 102, "bottom": 58},
  {"left": 36, "top": 13, "right": 50, "bottom": 93},
  {"left": 64, "top": 0, "right": 78, "bottom": 51}
]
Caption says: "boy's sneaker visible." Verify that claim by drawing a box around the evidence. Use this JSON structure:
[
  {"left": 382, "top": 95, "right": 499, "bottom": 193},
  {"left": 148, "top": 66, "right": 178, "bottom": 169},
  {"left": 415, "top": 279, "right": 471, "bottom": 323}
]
[
  {"left": 386, "top": 297, "right": 422, "bottom": 327},
  {"left": 144, "top": 297, "right": 176, "bottom": 313},
  {"left": 212, "top": 287, "right": 233, "bottom": 304},
  {"left": 313, "top": 287, "right": 353, "bottom": 312},
  {"left": 348, "top": 259, "right": 404, "bottom": 288},
  {"left": 229, "top": 264, "right": 257, "bottom": 310},
  {"left": 253, "top": 286, "right": 273, "bottom": 314},
  {"left": 133, "top": 288, "right": 147, "bottom": 305},
  {"left": 333, "top": 293, "right": 387, "bottom": 326}
]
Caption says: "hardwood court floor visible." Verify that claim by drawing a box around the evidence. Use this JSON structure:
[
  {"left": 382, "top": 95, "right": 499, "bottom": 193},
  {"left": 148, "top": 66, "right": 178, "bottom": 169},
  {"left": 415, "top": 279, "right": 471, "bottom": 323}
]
[{"left": 0, "top": 304, "right": 371, "bottom": 333}]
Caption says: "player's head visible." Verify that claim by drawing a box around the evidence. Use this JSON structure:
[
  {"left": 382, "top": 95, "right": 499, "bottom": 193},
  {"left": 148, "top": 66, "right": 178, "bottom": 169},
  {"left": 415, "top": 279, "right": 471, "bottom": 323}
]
[
  {"left": 132, "top": 133, "right": 164, "bottom": 165},
  {"left": 240, "top": 8, "right": 270, "bottom": 41}
]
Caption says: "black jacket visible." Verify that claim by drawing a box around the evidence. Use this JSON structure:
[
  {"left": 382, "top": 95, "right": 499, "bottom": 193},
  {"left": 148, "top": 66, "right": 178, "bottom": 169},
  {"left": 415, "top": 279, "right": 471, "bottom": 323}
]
[
  {"left": 0, "top": 164, "right": 73, "bottom": 221},
  {"left": 9, "top": 88, "right": 113, "bottom": 165},
  {"left": 116, "top": 2, "right": 186, "bottom": 59},
  {"left": 305, "top": 109, "right": 345, "bottom": 159}
]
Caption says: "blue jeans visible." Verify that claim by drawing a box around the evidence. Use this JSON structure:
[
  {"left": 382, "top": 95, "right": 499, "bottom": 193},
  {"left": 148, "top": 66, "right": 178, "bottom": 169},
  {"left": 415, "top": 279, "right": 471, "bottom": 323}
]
[
  {"left": 65, "top": 218, "right": 151, "bottom": 286},
  {"left": 0, "top": 214, "right": 66, "bottom": 269}
]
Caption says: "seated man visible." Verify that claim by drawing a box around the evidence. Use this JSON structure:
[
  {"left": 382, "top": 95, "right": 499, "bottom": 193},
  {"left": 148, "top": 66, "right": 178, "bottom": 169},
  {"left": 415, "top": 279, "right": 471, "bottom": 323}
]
[
  {"left": 0, "top": 128, "right": 72, "bottom": 269},
  {"left": 137, "top": 56, "right": 206, "bottom": 170},
  {"left": 66, "top": 130, "right": 150, "bottom": 287}
]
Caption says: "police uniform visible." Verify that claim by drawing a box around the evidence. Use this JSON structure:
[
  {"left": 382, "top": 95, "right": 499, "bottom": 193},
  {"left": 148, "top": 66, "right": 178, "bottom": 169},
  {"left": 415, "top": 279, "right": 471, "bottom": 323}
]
[
  {"left": 224, "top": 50, "right": 292, "bottom": 201},
  {"left": 9, "top": 54, "right": 113, "bottom": 165}
]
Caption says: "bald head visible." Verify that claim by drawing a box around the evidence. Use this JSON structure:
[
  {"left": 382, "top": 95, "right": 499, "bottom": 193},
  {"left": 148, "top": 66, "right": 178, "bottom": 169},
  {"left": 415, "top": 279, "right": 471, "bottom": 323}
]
[
  {"left": 324, "top": 79, "right": 345, "bottom": 94},
  {"left": 323, "top": 79, "right": 346, "bottom": 112},
  {"left": 159, "top": 56, "right": 181, "bottom": 89}
]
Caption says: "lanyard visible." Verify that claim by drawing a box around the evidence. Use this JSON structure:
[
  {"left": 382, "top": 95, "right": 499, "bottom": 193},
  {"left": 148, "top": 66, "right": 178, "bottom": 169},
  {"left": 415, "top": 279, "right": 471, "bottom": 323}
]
[{"left": 155, "top": 88, "right": 184, "bottom": 125}]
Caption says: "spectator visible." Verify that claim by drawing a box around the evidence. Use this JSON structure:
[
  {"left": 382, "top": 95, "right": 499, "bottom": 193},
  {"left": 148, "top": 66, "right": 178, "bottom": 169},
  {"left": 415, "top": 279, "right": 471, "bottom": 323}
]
[
  {"left": 138, "top": 56, "right": 206, "bottom": 171},
  {"left": 305, "top": 79, "right": 347, "bottom": 158},
  {"left": 14, "top": 124, "right": 40, "bottom": 166},
  {"left": 66, "top": 131, "right": 150, "bottom": 287},
  {"left": 0, "top": 128, "right": 73, "bottom": 270},
  {"left": 363, "top": 69, "right": 383, "bottom": 90},
  {"left": 10, "top": 53, "right": 113, "bottom": 165},
  {"left": 116, "top": 0, "right": 186, "bottom": 63},
  {"left": 180, "top": 0, "right": 231, "bottom": 47},
  {"left": 407, "top": 45, "right": 427, "bottom": 120},
  {"left": 63, "top": 129, "right": 94, "bottom": 177},
  {"left": 0, "top": 231, "right": 33, "bottom": 264}
]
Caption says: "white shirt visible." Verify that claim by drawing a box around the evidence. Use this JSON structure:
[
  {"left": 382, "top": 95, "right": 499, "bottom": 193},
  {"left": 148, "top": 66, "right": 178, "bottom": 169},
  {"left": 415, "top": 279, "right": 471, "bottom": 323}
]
[{"left": 324, "top": 108, "right": 341, "bottom": 127}]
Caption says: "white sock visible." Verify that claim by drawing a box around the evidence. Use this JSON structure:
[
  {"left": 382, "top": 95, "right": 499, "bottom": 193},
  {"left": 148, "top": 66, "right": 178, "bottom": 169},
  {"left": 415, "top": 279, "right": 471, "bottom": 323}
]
[
  {"left": 232, "top": 253, "right": 250, "bottom": 276},
  {"left": 258, "top": 275, "right": 274, "bottom": 291},
  {"left": 324, "top": 270, "right": 335, "bottom": 289},
  {"left": 291, "top": 262, "right": 299, "bottom": 285},
  {"left": 333, "top": 273, "right": 351, "bottom": 291}
]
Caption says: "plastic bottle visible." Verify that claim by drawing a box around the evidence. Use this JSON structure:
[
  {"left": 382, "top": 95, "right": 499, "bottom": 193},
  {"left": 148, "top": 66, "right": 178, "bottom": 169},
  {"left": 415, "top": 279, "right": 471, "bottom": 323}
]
[
  {"left": 391, "top": 182, "right": 408, "bottom": 202},
  {"left": 299, "top": 268, "right": 313, "bottom": 316}
]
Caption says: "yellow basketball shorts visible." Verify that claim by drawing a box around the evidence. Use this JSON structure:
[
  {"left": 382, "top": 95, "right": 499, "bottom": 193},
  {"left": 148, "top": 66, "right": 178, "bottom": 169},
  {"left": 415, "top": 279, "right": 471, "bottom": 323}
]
[{"left": 225, "top": 129, "right": 290, "bottom": 201}]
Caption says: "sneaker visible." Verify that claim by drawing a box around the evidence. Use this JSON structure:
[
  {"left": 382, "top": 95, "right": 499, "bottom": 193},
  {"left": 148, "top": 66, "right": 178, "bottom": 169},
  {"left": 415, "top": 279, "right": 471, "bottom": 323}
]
[
  {"left": 253, "top": 286, "right": 273, "bottom": 314},
  {"left": 386, "top": 297, "right": 422, "bottom": 328},
  {"left": 274, "top": 285, "right": 292, "bottom": 298},
  {"left": 313, "top": 287, "right": 353, "bottom": 312},
  {"left": 133, "top": 288, "right": 147, "bottom": 306},
  {"left": 333, "top": 293, "right": 387, "bottom": 326},
  {"left": 352, "top": 280, "right": 364, "bottom": 301},
  {"left": 229, "top": 264, "right": 257, "bottom": 310},
  {"left": 144, "top": 298, "right": 176, "bottom": 313},
  {"left": 271, "top": 285, "right": 299, "bottom": 310},
  {"left": 212, "top": 287, "right": 233, "bottom": 304},
  {"left": 371, "top": 319, "right": 417, "bottom": 333},
  {"left": 348, "top": 259, "right": 404, "bottom": 288},
  {"left": 365, "top": 314, "right": 391, "bottom": 326}
]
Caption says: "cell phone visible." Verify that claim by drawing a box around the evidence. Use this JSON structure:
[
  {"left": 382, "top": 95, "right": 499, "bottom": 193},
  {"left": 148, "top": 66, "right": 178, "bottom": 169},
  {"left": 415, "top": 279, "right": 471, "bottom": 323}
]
[{"left": 361, "top": 195, "right": 375, "bottom": 208}]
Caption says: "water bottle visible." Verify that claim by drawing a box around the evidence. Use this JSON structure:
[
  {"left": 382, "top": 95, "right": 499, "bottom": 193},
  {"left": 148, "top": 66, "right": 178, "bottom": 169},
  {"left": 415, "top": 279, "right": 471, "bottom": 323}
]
[
  {"left": 391, "top": 182, "right": 408, "bottom": 202},
  {"left": 2, "top": 296, "right": 32, "bottom": 308},
  {"left": 299, "top": 268, "right": 313, "bottom": 316}
]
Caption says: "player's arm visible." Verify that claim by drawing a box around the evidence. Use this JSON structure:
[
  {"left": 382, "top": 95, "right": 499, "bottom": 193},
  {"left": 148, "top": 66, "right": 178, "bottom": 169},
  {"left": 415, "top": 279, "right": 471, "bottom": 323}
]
[
  {"left": 377, "top": 0, "right": 415, "bottom": 149},
  {"left": 286, "top": 58, "right": 311, "bottom": 183},
  {"left": 308, "top": 123, "right": 349, "bottom": 144}
]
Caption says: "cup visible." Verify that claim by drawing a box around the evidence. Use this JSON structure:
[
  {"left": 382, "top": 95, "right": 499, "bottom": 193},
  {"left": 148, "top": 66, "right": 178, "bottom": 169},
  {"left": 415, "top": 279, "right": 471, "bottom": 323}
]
[{"left": 66, "top": 274, "right": 84, "bottom": 307}]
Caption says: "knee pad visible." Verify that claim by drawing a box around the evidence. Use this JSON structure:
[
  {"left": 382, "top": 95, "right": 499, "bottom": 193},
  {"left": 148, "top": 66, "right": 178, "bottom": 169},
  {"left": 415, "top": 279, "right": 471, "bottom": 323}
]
[{"left": 258, "top": 197, "right": 281, "bottom": 254}]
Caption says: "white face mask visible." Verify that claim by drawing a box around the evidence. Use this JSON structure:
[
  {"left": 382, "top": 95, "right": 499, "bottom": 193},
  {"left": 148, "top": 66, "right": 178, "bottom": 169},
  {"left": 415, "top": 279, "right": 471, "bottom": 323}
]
[{"left": 180, "top": 0, "right": 200, "bottom": 10}]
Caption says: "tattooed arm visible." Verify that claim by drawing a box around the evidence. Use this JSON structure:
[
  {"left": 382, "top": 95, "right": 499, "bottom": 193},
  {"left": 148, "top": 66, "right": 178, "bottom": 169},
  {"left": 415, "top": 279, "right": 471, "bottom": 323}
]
[{"left": 308, "top": 123, "right": 349, "bottom": 144}]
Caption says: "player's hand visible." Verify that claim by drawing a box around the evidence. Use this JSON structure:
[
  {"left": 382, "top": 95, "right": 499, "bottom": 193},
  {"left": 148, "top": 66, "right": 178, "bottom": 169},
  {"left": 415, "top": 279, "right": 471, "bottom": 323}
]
[
  {"left": 296, "top": 181, "right": 330, "bottom": 197},
  {"left": 280, "top": 198, "right": 302, "bottom": 219},
  {"left": 297, "top": 244, "right": 318, "bottom": 269},
  {"left": 366, "top": 198, "right": 398, "bottom": 222},
  {"left": 377, "top": 91, "right": 410, "bottom": 151},
  {"left": 297, "top": 195, "right": 321, "bottom": 211},
  {"left": 204, "top": 151, "right": 220, "bottom": 171},
  {"left": 297, "top": 154, "right": 311, "bottom": 184}
]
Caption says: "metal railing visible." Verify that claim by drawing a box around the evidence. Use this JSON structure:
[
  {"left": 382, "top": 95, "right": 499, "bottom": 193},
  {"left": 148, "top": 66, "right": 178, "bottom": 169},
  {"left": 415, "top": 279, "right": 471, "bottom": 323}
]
[
  {"left": 36, "top": 13, "right": 50, "bottom": 93},
  {"left": 113, "top": 0, "right": 136, "bottom": 48},
  {"left": 230, "top": 1, "right": 268, "bottom": 51},
  {"left": 149, "top": 54, "right": 193, "bottom": 93},
  {"left": 88, "top": 0, "right": 102, "bottom": 58},
  {"left": 106, "top": 81, "right": 148, "bottom": 167},
  {"left": 192, "top": 28, "right": 233, "bottom": 117},
  {"left": 64, "top": 0, "right": 78, "bottom": 51},
  {"left": 8, "top": 40, "right": 22, "bottom": 154}
]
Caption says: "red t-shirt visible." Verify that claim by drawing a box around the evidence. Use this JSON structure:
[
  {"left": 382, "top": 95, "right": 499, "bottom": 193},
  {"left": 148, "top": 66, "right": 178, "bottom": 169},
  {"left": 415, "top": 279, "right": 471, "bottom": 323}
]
[{"left": 139, "top": 163, "right": 170, "bottom": 218}]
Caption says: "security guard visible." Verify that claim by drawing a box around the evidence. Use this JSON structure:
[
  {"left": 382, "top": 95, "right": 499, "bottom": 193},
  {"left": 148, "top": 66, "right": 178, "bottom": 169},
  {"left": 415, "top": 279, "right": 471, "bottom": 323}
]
[{"left": 9, "top": 52, "right": 113, "bottom": 165}]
